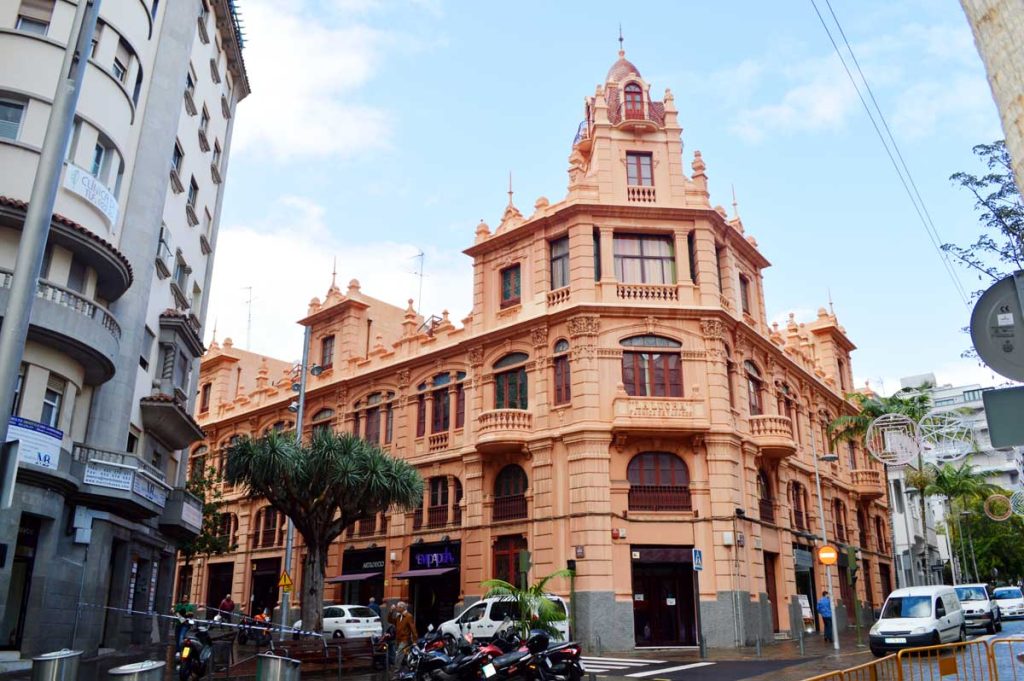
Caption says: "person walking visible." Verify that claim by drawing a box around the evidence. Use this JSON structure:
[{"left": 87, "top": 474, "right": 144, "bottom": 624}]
[
  {"left": 817, "top": 590, "right": 833, "bottom": 643},
  {"left": 218, "top": 593, "right": 236, "bottom": 622},
  {"left": 368, "top": 596, "right": 381, "bottom": 618},
  {"left": 391, "top": 601, "right": 418, "bottom": 669}
]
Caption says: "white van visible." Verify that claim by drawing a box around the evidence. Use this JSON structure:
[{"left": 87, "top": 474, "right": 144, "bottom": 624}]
[
  {"left": 440, "top": 595, "right": 570, "bottom": 642},
  {"left": 955, "top": 583, "right": 1002, "bottom": 633},
  {"left": 869, "top": 586, "right": 965, "bottom": 658}
]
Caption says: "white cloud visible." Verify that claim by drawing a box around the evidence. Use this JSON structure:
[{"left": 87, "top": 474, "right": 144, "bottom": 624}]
[
  {"left": 232, "top": 1, "right": 394, "bottom": 160},
  {"left": 867, "top": 359, "right": 1016, "bottom": 397},
  {"left": 891, "top": 74, "right": 999, "bottom": 141},
  {"left": 207, "top": 196, "right": 473, "bottom": 360}
]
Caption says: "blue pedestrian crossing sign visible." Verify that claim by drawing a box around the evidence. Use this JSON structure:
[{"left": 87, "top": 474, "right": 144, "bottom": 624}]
[{"left": 692, "top": 548, "right": 703, "bottom": 572}]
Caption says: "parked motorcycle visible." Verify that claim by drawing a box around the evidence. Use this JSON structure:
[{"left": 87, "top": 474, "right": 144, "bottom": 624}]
[
  {"left": 373, "top": 624, "right": 396, "bottom": 670},
  {"left": 175, "top": 617, "right": 214, "bottom": 681}
]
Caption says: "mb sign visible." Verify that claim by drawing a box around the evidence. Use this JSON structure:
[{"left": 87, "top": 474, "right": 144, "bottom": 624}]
[{"left": 692, "top": 548, "right": 703, "bottom": 572}]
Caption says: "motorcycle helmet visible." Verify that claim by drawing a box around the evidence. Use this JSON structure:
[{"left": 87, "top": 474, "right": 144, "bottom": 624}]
[{"left": 526, "top": 629, "right": 550, "bottom": 653}]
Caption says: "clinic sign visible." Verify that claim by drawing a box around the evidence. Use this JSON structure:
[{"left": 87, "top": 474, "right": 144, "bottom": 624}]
[
  {"left": 7, "top": 416, "right": 61, "bottom": 470},
  {"left": 64, "top": 163, "right": 119, "bottom": 227}
]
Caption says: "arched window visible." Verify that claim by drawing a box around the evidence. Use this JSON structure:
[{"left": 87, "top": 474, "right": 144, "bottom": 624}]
[
  {"left": 311, "top": 408, "right": 334, "bottom": 435},
  {"left": 189, "top": 445, "right": 208, "bottom": 481},
  {"left": 620, "top": 335, "right": 682, "bottom": 397},
  {"left": 745, "top": 361, "right": 763, "bottom": 416},
  {"left": 624, "top": 82, "right": 643, "bottom": 120},
  {"left": 553, "top": 340, "right": 571, "bottom": 405},
  {"left": 833, "top": 499, "right": 848, "bottom": 542},
  {"left": 493, "top": 464, "right": 528, "bottom": 521},
  {"left": 416, "top": 374, "right": 466, "bottom": 437},
  {"left": 874, "top": 516, "right": 887, "bottom": 553},
  {"left": 494, "top": 354, "right": 528, "bottom": 410},
  {"left": 254, "top": 507, "right": 282, "bottom": 548},
  {"left": 215, "top": 512, "right": 237, "bottom": 546},
  {"left": 627, "top": 452, "right": 691, "bottom": 511},
  {"left": 757, "top": 470, "right": 774, "bottom": 523}
]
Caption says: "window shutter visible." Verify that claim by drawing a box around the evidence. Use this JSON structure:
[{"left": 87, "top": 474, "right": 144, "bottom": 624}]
[
  {"left": 621, "top": 353, "right": 636, "bottom": 396},
  {"left": 455, "top": 385, "right": 465, "bottom": 428},
  {"left": 651, "top": 353, "right": 666, "bottom": 397},
  {"left": 416, "top": 396, "right": 425, "bottom": 437},
  {"left": 668, "top": 354, "right": 682, "bottom": 397},
  {"left": 19, "top": 0, "right": 54, "bottom": 22},
  {"left": 47, "top": 375, "right": 66, "bottom": 393}
]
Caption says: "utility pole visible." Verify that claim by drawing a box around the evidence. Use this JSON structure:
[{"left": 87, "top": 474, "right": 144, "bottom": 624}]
[
  {"left": 0, "top": 0, "right": 101, "bottom": 449},
  {"left": 809, "top": 426, "right": 840, "bottom": 653},
  {"left": 280, "top": 325, "right": 310, "bottom": 634},
  {"left": 242, "top": 286, "right": 253, "bottom": 349}
]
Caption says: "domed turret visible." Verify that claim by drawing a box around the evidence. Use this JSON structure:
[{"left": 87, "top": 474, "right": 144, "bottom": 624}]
[{"left": 606, "top": 49, "right": 641, "bottom": 83}]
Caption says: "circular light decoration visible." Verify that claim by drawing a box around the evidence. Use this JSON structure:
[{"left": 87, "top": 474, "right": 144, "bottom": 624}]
[
  {"left": 918, "top": 410, "right": 975, "bottom": 462},
  {"left": 984, "top": 494, "right": 1013, "bottom": 521},
  {"left": 1011, "top": 490, "right": 1024, "bottom": 517},
  {"left": 865, "top": 414, "right": 920, "bottom": 466}
]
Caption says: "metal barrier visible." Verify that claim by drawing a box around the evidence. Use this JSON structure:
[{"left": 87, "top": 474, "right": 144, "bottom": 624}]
[
  {"left": 802, "top": 655, "right": 900, "bottom": 681},
  {"left": 989, "top": 636, "right": 1024, "bottom": 681},
  {"left": 896, "top": 639, "right": 991, "bottom": 681}
]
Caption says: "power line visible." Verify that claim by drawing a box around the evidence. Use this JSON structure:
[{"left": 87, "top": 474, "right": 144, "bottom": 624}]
[{"left": 808, "top": 0, "right": 971, "bottom": 307}]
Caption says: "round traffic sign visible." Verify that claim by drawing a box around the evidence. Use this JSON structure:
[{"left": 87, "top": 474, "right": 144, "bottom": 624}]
[
  {"left": 818, "top": 545, "right": 838, "bottom": 565},
  {"left": 970, "top": 273, "right": 1024, "bottom": 381}
]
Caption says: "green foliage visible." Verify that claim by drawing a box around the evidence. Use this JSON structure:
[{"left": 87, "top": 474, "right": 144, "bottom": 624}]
[
  {"left": 481, "top": 569, "right": 573, "bottom": 639},
  {"left": 944, "top": 140, "right": 1024, "bottom": 293},
  {"left": 226, "top": 429, "right": 423, "bottom": 631},
  {"left": 923, "top": 462, "right": 1000, "bottom": 505},
  {"left": 178, "top": 459, "right": 235, "bottom": 566},
  {"left": 827, "top": 389, "right": 932, "bottom": 448},
  {"left": 960, "top": 495, "right": 1024, "bottom": 584}
]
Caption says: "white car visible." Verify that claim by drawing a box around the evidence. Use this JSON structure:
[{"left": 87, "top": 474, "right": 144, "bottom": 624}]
[
  {"left": 993, "top": 586, "right": 1024, "bottom": 619},
  {"left": 955, "top": 583, "right": 1002, "bottom": 634},
  {"left": 440, "top": 595, "right": 569, "bottom": 642},
  {"left": 293, "top": 604, "right": 382, "bottom": 639},
  {"left": 869, "top": 585, "right": 965, "bottom": 658}
]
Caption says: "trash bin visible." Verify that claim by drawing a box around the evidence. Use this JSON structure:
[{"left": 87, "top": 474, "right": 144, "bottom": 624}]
[
  {"left": 107, "top": 660, "right": 166, "bottom": 681},
  {"left": 31, "top": 649, "right": 82, "bottom": 681},
  {"left": 256, "top": 653, "right": 301, "bottom": 681}
]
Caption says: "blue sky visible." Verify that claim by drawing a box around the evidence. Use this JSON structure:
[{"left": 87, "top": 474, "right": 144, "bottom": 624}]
[{"left": 208, "top": 0, "right": 1010, "bottom": 394}]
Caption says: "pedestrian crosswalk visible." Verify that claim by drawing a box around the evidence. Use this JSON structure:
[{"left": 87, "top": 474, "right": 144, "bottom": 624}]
[{"left": 580, "top": 656, "right": 717, "bottom": 677}]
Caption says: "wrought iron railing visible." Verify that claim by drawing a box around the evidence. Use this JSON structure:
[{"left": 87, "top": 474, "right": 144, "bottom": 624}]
[
  {"left": 628, "top": 485, "right": 692, "bottom": 512},
  {"left": 493, "top": 495, "right": 527, "bottom": 522}
]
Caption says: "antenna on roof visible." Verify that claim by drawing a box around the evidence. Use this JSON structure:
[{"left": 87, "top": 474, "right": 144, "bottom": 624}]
[
  {"left": 828, "top": 288, "right": 835, "bottom": 316},
  {"left": 242, "top": 286, "right": 254, "bottom": 349},
  {"left": 411, "top": 250, "right": 425, "bottom": 313},
  {"left": 507, "top": 171, "right": 514, "bottom": 206},
  {"left": 618, "top": 24, "right": 624, "bottom": 52}
]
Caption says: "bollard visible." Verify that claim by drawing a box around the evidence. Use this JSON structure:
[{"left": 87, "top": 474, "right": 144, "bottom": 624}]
[
  {"left": 256, "top": 653, "right": 301, "bottom": 681},
  {"left": 31, "top": 649, "right": 82, "bottom": 681},
  {"left": 107, "top": 660, "right": 165, "bottom": 681}
]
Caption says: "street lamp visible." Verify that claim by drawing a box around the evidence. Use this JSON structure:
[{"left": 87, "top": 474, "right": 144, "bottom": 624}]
[{"left": 810, "top": 426, "right": 840, "bottom": 653}]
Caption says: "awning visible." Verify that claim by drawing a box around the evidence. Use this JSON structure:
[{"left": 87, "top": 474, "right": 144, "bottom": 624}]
[
  {"left": 394, "top": 567, "right": 457, "bottom": 579},
  {"left": 326, "top": 572, "right": 382, "bottom": 584}
]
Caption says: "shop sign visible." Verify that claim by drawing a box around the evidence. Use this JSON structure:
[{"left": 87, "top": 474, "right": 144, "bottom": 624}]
[
  {"left": 409, "top": 541, "right": 461, "bottom": 570},
  {"left": 181, "top": 500, "right": 203, "bottom": 530},
  {"left": 342, "top": 548, "right": 386, "bottom": 573},
  {"left": 133, "top": 474, "right": 167, "bottom": 508},
  {"left": 64, "top": 163, "right": 119, "bottom": 227},
  {"left": 794, "top": 548, "right": 814, "bottom": 569},
  {"left": 8, "top": 417, "right": 61, "bottom": 470},
  {"left": 84, "top": 462, "right": 133, "bottom": 490}
]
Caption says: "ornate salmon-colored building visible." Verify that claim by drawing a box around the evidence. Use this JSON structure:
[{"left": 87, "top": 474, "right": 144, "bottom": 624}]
[{"left": 177, "top": 50, "right": 892, "bottom": 649}]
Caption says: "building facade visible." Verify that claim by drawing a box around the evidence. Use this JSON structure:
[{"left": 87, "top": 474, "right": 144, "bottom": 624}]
[
  {"left": 181, "top": 51, "right": 891, "bottom": 649},
  {"left": 0, "top": 0, "right": 247, "bottom": 659}
]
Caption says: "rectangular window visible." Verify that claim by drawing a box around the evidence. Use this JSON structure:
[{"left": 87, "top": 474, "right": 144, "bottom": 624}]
[
  {"left": 16, "top": 1, "right": 53, "bottom": 34},
  {"left": 613, "top": 234, "right": 675, "bottom": 284},
  {"left": 416, "top": 394, "right": 426, "bottom": 437},
  {"left": 140, "top": 326, "right": 155, "bottom": 369},
  {"left": 174, "top": 351, "right": 188, "bottom": 390},
  {"left": 200, "top": 108, "right": 210, "bottom": 132},
  {"left": 847, "top": 442, "right": 857, "bottom": 470},
  {"left": 114, "top": 39, "right": 131, "bottom": 82},
  {"left": 132, "top": 71, "right": 143, "bottom": 107},
  {"left": 593, "top": 229, "right": 602, "bottom": 281},
  {"left": 495, "top": 367, "right": 528, "bottom": 409},
  {"left": 172, "top": 141, "right": 183, "bottom": 172},
  {"left": 625, "top": 152, "right": 653, "bottom": 186},
  {"left": 892, "top": 480, "right": 905, "bottom": 514},
  {"left": 187, "top": 177, "right": 198, "bottom": 207},
  {"left": 126, "top": 429, "right": 139, "bottom": 453},
  {"left": 549, "top": 237, "right": 569, "bottom": 290},
  {"left": 621, "top": 352, "right": 682, "bottom": 397},
  {"left": 11, "top": 365, "right": 24, "bottom": 416},
  {"left": 212, "top": 141, "right": 221, "bottom": 166},
  {"left": 40, "top": 375, "right": 65, "bottom": 428},
  {"left": 431, "top": 389, "right": 450, "bottom": 433},
  {"left": 715, "top": 245, "right": 725, "bottom": 293},
  {"left": 151, "top": 0, "right": 159, "bottom": 18},
  {"left": 364, "top": 407, "right": 381, "bottom": 444},
  {"left": 687, "top": 231, "right": 697, "bottom": 283},
  {"left": 186, "top": 70, "right": 195, "bottom": 96},
  {"left": 500, "top": 264, "right": 521, "bottom": 308},
  {"left": 384, "top": 403, "right": 394, "bottom": 443},
  {"left": 90, "top": 143, "right": 105, "bottom": 178},
  {"left": 553, "top": 355, "right": 571, "bottom": 405},
  {"left": 67, "top": 257, "right": 87, "bottom": 293},
  {"left": 0, "top": 101, "right": 25, "bottom": 141},
  {"left": 199, "top": 383, "right": 211, "bottom": 413},
  {"left": 455, "top": 384, "right": 465, "bottom": 429},
  {"left": 112, "top": 58, "right": 127, "bottom": 82},
  {"left": 739, "top": 274, "right": 751, "bottom": 314},
  {"left": 320, "top": 335, "right": 334, "bottom": 369}
]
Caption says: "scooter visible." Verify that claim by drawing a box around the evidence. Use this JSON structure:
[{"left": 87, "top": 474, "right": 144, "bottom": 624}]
[
  {"left": 175, "top": 617, "right": 215, "bottom": 681},
  {"left": 372, "top": 624, "right": 396, "bottom": 670}
]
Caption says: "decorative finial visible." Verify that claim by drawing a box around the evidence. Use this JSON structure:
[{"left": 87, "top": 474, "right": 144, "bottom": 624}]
[
  {"left": 331, "top": 256, "right": 337, "bottom": 289},
  {"left": 212, "top": 318, "right": 218, "bottom": 343},
  {"left": 731, "top": 184, "right": 739, "bottom": 218},
  {"left": 828, "top": 288, "right": 835, "bottom": 316},
  {"left": 507, "top": 171, "right": 513, "bottom": 206},
  {"left": 618, "top": 24, "right": 624, "bottom": 55}
]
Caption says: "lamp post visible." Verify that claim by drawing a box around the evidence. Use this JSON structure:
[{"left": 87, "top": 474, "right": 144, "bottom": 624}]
[
  {"left": 809, "top": 426, "right": 840, "bottom": 653},
  {"left": 960, "top": 511, "right": 980, "bottom": 584},
  {"left": 278, "top": 325, "right": 323, "bottom": 636}
]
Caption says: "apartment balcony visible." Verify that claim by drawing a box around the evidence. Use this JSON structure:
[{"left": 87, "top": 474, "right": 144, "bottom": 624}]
[
  {"left": 628, "top": 485, "right": 692, "bottom": 512},
  {"left": 749, "top": 415, "right": 797, "bottom": 459},
  {"left": 0, "top": 269, "right": 119, "bottom": 383},
  {"left": 139, "top": 394, "right": 205, "bottom": 450},
  {"left": 852, "top": 468, "right": 886, "bottom": 501},
  {"left": 492, "top": 494, "right": 528, "bottom": 522},
  {"left": 615, "top": 282, "right": 677, "bottom": 303},
  {"left": 626, "top": 186, "right": 656, "bottom": 203},
  {"left": 476, "top": 409, "right": 533, "bottom": 454},
  {"left": 612, "top": 396, "right": 710, "bottom": 436},
  {"left": 159, "top": 488, "right": 203, "bottom": 541},
  {"left": 759, "top": 498, "right": 776, "bottom": 524},
  {"left": 72, "top": 444, "right": 171, "bottom": 518},
  {"left": 616, "top": 105, "right": 660, "bottom": 133},
  {"left": 12, "top": 436, "right": 78, "bottom": 495},
  {"left": 546, "top": 287, "right": 570, "bottom": 307}
]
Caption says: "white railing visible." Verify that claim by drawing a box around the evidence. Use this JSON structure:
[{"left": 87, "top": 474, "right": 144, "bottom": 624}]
[
  {"left": 0, "top": 269, "right": 121, "bottom": 340},
  {"left": 627, "top": 186, "right": 656, "bottom": 203},
  {"left": 616, "top": 283, "right": 678, "bottom": 302}
]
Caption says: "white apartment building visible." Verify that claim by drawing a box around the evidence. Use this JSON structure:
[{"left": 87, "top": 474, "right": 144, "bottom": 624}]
[{"left": 0, "top": 0, "right": 247, "bottom": 659}]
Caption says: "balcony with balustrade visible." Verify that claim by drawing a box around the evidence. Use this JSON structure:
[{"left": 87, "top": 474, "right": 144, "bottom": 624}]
[
  {"left": 72, "top": 444, "right": 172, "bottom": 517},
  {"left": 852, "top": 469, "right": 885, "bottom": 501},
  {"left": 476, "top": 410, "right": 533, "bottom": 454},
  {"left": 159, "top": 488, "right": 204, "bottom": 540},
  {"left": 628, "top": 485, "right": 692, "bottom": 512},
  {"left": 749, "top": 415, "right": 797, "bottom": 459},
  {"left": 612, "top": 396, "right": 710, "bottom": 436},
  {"left": 492, "top": 494, "right": 528, "bottom": 522}
]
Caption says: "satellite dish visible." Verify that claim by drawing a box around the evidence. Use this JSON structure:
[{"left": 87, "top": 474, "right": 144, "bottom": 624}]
[{"left": 970, "top": 271, "right": 1024, "bottom": 381}]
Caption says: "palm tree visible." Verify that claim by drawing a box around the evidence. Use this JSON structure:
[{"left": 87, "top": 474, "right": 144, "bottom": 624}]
[
  {"left": 924, "top": 462, "right": 999, "bottom": 581},
  {"left": 481, "top": 568, "right": 573, "bottom": 639},
  {"left": 827, "top": 389, "right": 932, "bottom": 448},
  {"left": 226, "top": 428, "right": 423, "bottom": 633}
]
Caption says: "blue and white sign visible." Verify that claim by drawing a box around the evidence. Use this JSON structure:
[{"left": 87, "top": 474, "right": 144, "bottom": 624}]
[
  {"left": 7, "top": 417, "right": 61, "bottom": 471},
  {"left": 133, "top": 474, "right": 168, "bottom": 508},
  {"left": 692, "top": 548, "right": 703, "bottom": 572},
  {"left": 64, "top": 163, "right": 119, "bottom": 227}
]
